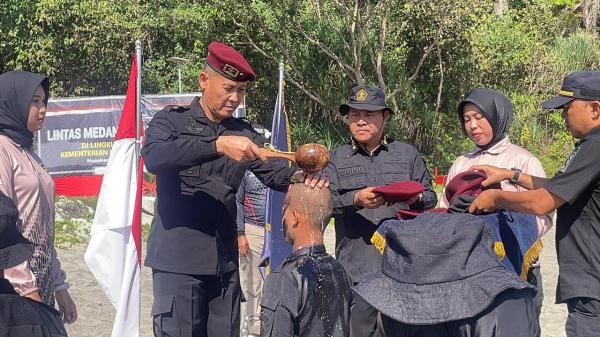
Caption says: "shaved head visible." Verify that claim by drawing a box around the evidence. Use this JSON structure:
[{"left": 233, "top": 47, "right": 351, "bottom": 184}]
[{"left": 285, "top": 184, "right": 332, "bottom": 232}]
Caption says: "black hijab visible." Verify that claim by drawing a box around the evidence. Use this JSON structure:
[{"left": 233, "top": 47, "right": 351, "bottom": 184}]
[
  {"left": 0, "top": 71, "right": 50, "bottom": 149},
  {"left": 457, "top": 88, "right": 513, "bottom": 151}
]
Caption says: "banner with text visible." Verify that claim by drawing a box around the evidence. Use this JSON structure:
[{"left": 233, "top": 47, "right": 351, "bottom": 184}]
[{"left": 39, "top": 93, "right": 245, "bottom": 177}]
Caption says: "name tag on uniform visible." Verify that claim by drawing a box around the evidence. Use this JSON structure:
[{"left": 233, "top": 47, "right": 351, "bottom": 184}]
[{"left": 339, "top": 166, "right": 362, "bottom": 177}]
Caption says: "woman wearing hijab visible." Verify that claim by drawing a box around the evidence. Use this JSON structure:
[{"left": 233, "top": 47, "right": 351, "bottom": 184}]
[
  {"left": 0, "top": 70, "right": 77, "bottom": 324},
  {"left": 440, "top": 87, "right": 551, "bottom": 326}
]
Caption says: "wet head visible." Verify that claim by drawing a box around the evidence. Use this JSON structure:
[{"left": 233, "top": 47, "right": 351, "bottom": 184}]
[{"left": 282, "top": 184, "right": 332, "bottom": 247}]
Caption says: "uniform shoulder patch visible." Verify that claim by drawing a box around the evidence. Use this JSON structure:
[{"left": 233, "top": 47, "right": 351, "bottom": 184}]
[
  {"left": 165, "top": 104, "right": 189, "bottom": 113},
  {"left": 558, "top": 144, "right": 582, "bottom": 174}
]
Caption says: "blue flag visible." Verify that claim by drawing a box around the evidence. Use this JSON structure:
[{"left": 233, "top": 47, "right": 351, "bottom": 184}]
[{"left": 259, "top": 89, "right": 293, "bottom": 277}]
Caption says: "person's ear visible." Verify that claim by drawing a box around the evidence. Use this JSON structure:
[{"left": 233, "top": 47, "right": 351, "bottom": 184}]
[
  {"left": 291, "top": 209, "right": 301, "bottom": 230},
  {"left": 589, "top": 101, "right": 600, "bottom": 120},
  {"left": 199, "top": 71, "right": 209, "bottom": 90},
  {"left": 382, "top": 110, "right": 390, "bottom": 123}
]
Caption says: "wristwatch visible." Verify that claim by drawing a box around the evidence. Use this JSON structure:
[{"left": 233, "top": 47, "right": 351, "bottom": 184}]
[{"left": 509, "top": 168, "right": 521, "bottom": 184}]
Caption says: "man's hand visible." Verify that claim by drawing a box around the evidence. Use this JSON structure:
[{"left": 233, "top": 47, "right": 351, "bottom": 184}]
[
  {"left": 468, "top": 189, "right": 500, "bottom": 214},
  {"left": 215, "top": 136, "right": 267, "bottom": 162},
  {"left": 469, "top": 165, "right": 512, "bottom": 187},
  {"left": 55, "top": 289, "right": 78, "bottom": 324},
  {"left": 293, "top": 170, "right": 329, "bottom": 189},
  {"left": 354, "top": 187, "right": 385, "bottom": 209},
  {"left": 238, "top": 234, "right": 249, "bottom": 257}
]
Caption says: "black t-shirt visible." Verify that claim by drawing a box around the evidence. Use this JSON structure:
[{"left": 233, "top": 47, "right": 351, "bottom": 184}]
[{"left": 544, "top": 125, "right": 600, "bottom": 303}]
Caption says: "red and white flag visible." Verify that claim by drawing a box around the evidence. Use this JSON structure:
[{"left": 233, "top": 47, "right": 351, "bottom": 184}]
[{"left": 85, "top": 55, "right": 143, "bottom": 337}]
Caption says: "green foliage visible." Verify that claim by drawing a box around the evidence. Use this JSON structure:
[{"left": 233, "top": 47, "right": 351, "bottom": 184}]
[
  {"left": 2, "top": 0, "right": 600, "bottom": 175},
  {"left": 55, "top": 219, "right": 90, "bottom": 248}
]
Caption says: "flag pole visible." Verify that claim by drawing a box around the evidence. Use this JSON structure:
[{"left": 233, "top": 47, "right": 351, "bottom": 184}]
[
  {"left": 135, "top": 40, "right": 142, "bottom": 156},
  {"left": 277, "top": 62, "right": 284, "bottom": 115},
  {"left": 134, "top": 39, "right": 142, "bottom": 335}
]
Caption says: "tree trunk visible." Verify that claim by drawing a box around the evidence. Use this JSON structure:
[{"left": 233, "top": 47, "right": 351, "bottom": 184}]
[
  {"left": 583, "top": 0, "right": 600, "bottom": 36},
  {"left": 495, "top": 0, "right": 508, "bottom": 16}
]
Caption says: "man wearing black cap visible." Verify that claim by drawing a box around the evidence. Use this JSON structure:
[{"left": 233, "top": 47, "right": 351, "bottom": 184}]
[
  {"left": 0, "top": 191, "right": 68, "bottom": 337},
  {"left": 469, "top": 71, "right": 600, "bottom": 336},
  {"left": 325, "top": 85, "right": 437, "bottom": 337},
  {"left": 141, "top": 42, "right": 326, "bottom": 337}
]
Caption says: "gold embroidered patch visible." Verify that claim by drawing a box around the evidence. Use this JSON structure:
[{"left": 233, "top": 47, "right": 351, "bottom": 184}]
[
  {"left": 356, "top": 88, "right": 368, "bottom": 101},
  {"left": 222, "top": 64, "right": 240, "bottom": 78},
  {"left": 559, "top": 90, "right": 574, "bottom": 97}
]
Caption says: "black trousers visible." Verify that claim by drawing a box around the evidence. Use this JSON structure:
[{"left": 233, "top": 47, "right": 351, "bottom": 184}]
[
  {"left": 566, "top": 297, "right": 600, "bottom": 337},
  {"left": 381, "top": 289, "right": 539, "bottom": 337},
  {"left": 151, "top": 269, "right": 241, "bottom": 337},
  {"left": 351, "top": 289, "right": 382, "bottom": 337},
  {"left": 527, "top": 265, "right": 543, "bottom": 337}
]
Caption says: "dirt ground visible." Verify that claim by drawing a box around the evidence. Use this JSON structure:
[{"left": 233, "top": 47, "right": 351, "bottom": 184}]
[{"left": 59, "top": 222, "right": 567, "bottom": 337}]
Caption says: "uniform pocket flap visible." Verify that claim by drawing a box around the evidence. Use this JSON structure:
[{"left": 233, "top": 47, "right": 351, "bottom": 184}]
[
  {"left": 151, "top": 294, "right": 175, "bottom": 316},
  {"left": 260, "top": 291, "right": 280, "bottom": 311}
]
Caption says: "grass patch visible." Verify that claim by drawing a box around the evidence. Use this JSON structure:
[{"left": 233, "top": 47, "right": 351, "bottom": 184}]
[{"left": 55, "top": 219, "right": 90, "bottom": 248}]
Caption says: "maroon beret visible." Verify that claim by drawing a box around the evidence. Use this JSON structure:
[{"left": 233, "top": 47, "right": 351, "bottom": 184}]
[
  {"left": 444, "top": 170, "right": 501, "bottom": 204},
  {"left": 373, "top": 181, "right": 424, "bottom": 203},
  {"left": 206, "top": 41, "right": 256, "bottom": 82}
]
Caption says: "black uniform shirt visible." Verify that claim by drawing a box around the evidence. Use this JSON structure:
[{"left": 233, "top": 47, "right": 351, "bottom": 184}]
[
  {"left": 0, "top": 279, "right": 67, "bottom": 337},
  {"left": 325, "top": 139, "right": 437, "bottom": 283},
  {"left": 260, "top": 245, "right": 352, "bottom": 337},
  {"left": 544, "top": 125, "right": 600, "bottom": 303},
  {"left": 141, "top": 99, "right": 296, "bottom": 275}
]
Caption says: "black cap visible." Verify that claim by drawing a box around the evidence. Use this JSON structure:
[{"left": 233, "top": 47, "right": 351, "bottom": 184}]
[
  {"left": 542, "top": 71, "right": 600, "bottom": 109},
  {"left": 339, "top": 85, "right": 393, "bottom": 115},
  {"left": 0, "top": 191, "right": 33, "bottom": 269}
]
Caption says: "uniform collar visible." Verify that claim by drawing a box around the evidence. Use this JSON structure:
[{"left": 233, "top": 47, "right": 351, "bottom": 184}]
[
  {"left": 289, "top": 244, "right": 327, "bottom": 259},
  {"left": 580, "top": 124, "right": 600, "bottom": 143},
  {"left": 467, "top": 136, "right": 511, "bottom": 156},
  {"left": 190, "top": 96, "right": 236, "bottom": 128},
  {"left": 351, "top": 135, "right": 391, "bottom": 155},
  {"left": 0, "top": 279, "right": 17, "bottom": 294}
]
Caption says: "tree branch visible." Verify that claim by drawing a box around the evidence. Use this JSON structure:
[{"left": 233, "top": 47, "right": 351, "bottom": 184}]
[
  {"left": 243, "top": 12, "right": 305, "bottom": 79},
  {"left": 233, "top": 18, "right": 327, "bottom": 108},
  {"left": 435, "top": 48, "right": 444, "bottom": 114},
  {"left": 388, "top": 6, "right": 449, "bottom": 98},
  {"left": 376, "top": 5, "right": 389, "bottom": 89},
  {"left": 285, "top": 76, "right": 328, "bottom": 108},
  {"left": 349, "top": 1, "right": 364, "bottom": 85},
  {"left": 294, "top": 20, "right": 356, "bottom": 79}
]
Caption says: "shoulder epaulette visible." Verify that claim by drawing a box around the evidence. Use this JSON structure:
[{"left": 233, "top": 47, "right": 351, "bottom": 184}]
[{"left": 164, "top": 104, "right": 190, "bottom": 113}]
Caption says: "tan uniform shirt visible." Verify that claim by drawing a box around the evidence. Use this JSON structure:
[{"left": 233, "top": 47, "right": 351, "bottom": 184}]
[{"left": 0, "top": 135, "right": 68, "bottom": 305}]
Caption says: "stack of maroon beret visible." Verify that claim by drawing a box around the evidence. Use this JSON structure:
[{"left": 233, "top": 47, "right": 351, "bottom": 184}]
[
  {"left": 444, "top": 170, "right": 501, "bottom": 205},
  {"left": 372, "top": 181, "right": 424, "bottom": 203}
]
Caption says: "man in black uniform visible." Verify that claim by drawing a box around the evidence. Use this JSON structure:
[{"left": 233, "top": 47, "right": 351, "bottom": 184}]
[
  {"left": 469, "top": 71, "right": 600, "bottom": 337},
  {"left": 142, "top": 41, "right": 325, "bottom": 337},
  {"left": 261, "top": 184, "right": 352, "bottom": 337},
  {"left": 0, "top": 191, "right": 68, "bottom": 337},
  {"left": 325, "top": 85, "right": 437, "bottom": 337}
]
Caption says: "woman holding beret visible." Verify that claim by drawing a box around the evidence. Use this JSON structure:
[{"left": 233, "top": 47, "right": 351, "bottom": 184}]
[
  {"left": 440, "top": 87, "right": 551, "bottom": 327},
  {"left": 0, "top": 70, "right": 77, "bottom": 324}
]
